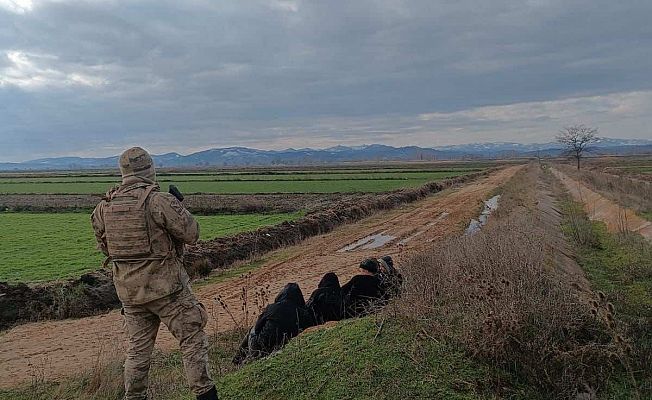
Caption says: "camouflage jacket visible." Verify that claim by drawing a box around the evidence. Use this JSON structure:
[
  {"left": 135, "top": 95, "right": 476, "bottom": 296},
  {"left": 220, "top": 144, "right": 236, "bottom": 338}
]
[{"left": 91, "top": 182, "right": 199, "bottom": 305}]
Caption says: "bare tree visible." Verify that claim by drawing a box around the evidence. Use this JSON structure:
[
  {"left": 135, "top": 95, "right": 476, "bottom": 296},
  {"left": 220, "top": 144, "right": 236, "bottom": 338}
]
[{"left": 556, "top": 125, "right": 599, "bottom": 170}]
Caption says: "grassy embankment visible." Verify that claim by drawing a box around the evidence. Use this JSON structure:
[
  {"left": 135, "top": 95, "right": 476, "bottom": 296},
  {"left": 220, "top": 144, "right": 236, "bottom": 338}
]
[
  {"left": 0, "top": 211, "right": 302, "bottom": 282},
  {"left": 0, "top": 317, "right": 535, "bottom": 400},
  {"left": 556, "top": 187, "right": 652, "bottom": 397}
]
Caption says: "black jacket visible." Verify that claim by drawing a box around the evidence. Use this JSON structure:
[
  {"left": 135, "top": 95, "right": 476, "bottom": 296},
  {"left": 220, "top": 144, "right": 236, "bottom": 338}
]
[
  {"left": 306, "top": 273, "right": 343, "bottom": 324},
  {"left": 341, "top": 274, "right": 383, "bottom": 318},
  {"left": 251, "top": 283, "right": 315, "bottom": 354}
]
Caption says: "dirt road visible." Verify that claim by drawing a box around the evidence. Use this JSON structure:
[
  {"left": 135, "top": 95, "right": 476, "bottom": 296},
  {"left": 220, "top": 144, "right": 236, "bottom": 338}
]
[
  {"left": 0, "top": 166, "right": 521, "bottom": 388},
  {"left": 552, "top": 168, "right": 652, "bottom": 241}
]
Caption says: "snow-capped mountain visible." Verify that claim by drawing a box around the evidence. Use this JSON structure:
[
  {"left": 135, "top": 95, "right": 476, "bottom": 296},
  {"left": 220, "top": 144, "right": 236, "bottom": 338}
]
[{"left": 1, "top": 139, "right": 650, "bottom": 171}]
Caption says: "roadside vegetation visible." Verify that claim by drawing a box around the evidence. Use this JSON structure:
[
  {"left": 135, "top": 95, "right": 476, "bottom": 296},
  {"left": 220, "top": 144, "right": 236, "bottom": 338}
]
[
  {"left": 0, "top": 211, "right": 302, "bottom": 282},
  {"left": 555, "top": 185, "right": 652, "bottom": 397}
]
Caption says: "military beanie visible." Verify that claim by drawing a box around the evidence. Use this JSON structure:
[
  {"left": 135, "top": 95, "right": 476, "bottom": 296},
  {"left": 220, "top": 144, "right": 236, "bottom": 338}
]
[{"left": 119, "top": 147, "right": 156, "bottom": 181}]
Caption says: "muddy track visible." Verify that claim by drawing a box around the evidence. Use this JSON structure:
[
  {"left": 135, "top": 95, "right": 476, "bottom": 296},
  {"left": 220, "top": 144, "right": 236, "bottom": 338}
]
[
  {"left": 0, "top": 166, "right": 521, "bottom": 388},
  {"left": 552, "top": 168, "right": 652, "bottom": 241}
]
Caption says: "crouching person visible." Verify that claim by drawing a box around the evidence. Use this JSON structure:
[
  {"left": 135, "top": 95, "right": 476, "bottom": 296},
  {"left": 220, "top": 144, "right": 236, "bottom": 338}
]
[
  {"left": 378, "top": 255, "right": 403, "bottom": 299},
  {"left": 341, "top": 259, "right": 384, "bottom": 318},
  {"left": 233, "top": 283, "right": 314, "bottom": 364},
  {"left": 306, "top": 272, "right": 343, "bottom": 324},
  {"left": 91, "top": 147, "right": 217, "bottom": 400}
]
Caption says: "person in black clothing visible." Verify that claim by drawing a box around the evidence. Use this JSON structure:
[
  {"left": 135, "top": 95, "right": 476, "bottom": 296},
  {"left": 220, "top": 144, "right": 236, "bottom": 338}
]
[
  {"left": 378, "top": 255, "right": 403, "bottom": 299},
  {"left": 341, "top": 259, "right": 384, "bottom": 318},
  {"left": 306, "top": 272, "right": 343, "bottom": 324},
  {"left": 233, "top": 283, "right": 315, "bottom": 364}
]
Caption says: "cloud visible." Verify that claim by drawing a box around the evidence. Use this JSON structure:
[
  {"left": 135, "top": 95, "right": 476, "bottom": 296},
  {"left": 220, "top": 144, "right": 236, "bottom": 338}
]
[
  {"left": 230, "top": 90, "right": 652, "bottom": 150},
  {"left": 0, "top": 0, "right": 651, "bottom": 161},
  {"left": 0, "top": 50, "right": 106, "bottom": 88},
  {"left": 418, "top": 91, "right": 652, "bottom": 124},
  {"left": 0, "top": 0, "right": 33, "bottom": 14}
]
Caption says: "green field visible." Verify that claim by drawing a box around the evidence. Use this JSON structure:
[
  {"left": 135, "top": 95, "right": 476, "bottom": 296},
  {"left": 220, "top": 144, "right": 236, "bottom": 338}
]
[
  {"left": 0, "top": 170, "right": 475, "bottom": 194},
  {"left": 0, "top": 211, "right": 301, "bottom": 282},
  {"left": 609, "top": 165, "right": 652, "bottom": 174}
]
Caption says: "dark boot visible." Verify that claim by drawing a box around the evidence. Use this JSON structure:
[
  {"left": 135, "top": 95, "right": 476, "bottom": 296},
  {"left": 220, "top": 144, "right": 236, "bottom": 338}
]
[{"left": 197, "top": 386, "right": 218, "bottom": 400}]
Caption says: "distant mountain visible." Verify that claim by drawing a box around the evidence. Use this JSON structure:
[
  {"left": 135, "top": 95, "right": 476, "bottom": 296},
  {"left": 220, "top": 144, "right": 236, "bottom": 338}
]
[
  {"left": 431, "top": 138, "right": 652, "bottom": 157},
  {"left": 1, "top": 138, "right": 650, "bottom": 171}
]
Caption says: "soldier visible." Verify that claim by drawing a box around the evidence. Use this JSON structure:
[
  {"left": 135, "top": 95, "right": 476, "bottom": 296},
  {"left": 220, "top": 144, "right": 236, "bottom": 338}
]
[{"left": 91, "top": 147, "right": 218, "bottom": 400}]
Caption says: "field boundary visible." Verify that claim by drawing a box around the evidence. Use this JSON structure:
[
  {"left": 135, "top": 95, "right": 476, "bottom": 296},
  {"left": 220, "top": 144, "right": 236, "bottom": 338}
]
[{"left": 0, "top": 168, "right": 492, "bottom": 330}]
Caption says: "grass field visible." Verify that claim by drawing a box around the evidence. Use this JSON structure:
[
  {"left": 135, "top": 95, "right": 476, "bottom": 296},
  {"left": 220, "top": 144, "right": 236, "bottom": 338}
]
[
  {"left": 0, "top": 170, "right": 474, "bottom": 194},
  {"left": 0, "top": 211, "right": 302, "bottom": 282}
]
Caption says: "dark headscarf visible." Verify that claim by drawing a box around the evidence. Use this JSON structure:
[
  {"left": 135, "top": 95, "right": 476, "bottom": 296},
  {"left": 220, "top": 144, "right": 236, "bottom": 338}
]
[
  {"left": 318, "top": 272, "right": 340, "bottom": 289},
  {"left": 255, "top": 283, "right": 308, "bottom": 334},
  {"left": 273, "top": 282, "right": 305, "bottom": 307}
]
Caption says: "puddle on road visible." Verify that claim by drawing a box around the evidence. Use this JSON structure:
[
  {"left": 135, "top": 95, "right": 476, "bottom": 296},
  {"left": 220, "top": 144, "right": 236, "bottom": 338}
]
[
  {"left": 338, "top": 232, "right": 397, "bottom": 252},
  {"left": 465, "top": 195, "right": 501, "bottom": 235}
]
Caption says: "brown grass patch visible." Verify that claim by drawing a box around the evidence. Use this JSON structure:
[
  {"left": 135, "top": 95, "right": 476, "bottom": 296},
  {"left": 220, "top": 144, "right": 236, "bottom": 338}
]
[{"left": 394, "top": 166, "right": 624, "bottom": 397}]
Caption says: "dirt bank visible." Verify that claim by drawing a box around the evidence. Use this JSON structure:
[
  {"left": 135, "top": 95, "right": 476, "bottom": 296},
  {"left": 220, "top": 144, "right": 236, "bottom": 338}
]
[
  {"left": 0, "top": 166, "right": 522, "bottom": 388},
  {"left": 551, "top": 168, "right": 652, "bottom": 241},
  {"left": 0, "top": 193, "right": 354, "bottom": 214}
]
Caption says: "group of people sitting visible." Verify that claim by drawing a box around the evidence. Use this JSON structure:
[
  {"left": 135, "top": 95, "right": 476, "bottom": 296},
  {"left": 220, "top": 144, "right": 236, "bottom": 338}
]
[{"left": 233, "top": 255, "right": 403, "bottom": 364}]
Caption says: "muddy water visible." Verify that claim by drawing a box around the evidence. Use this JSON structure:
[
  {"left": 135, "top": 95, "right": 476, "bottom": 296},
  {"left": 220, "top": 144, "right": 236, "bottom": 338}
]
[{"left": 465, "top": 195, "right": 500, "bottom": 235}]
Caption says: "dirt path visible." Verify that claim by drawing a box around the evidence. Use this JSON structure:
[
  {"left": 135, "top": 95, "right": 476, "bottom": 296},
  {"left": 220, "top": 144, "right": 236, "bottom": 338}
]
[
  {"left": 0, "top": 166, "right": 521, "bottom": 388},
  {"left": 551, "top": 168, "right": 652, "bottom": 241}
]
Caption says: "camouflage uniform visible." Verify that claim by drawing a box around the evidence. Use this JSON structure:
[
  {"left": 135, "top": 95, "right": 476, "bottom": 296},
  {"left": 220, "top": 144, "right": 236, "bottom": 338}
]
[{"left": 91, "top": 147, "right": 216, "bottom": 400}]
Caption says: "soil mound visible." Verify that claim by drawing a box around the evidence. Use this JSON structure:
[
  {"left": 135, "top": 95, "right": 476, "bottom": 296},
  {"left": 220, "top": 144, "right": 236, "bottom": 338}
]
[{"left": 0, "top": 270, "right": 117, "bottom": 330}]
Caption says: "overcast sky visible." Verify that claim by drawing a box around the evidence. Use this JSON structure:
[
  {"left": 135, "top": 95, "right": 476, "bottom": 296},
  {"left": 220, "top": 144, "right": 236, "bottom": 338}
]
[{"left": 0, "top": 0, "right": 650, "bottom": 161}]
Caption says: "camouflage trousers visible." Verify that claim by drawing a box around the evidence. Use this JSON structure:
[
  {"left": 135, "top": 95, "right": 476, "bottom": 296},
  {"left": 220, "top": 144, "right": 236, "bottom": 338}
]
[{"left": 122, "top": 287, "right": 214, "bottom": 400}]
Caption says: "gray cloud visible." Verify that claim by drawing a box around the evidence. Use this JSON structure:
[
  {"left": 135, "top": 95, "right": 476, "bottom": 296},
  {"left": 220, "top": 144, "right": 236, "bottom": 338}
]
[{"left": 0, "top": 0, "right": 651, "bottom": 161}]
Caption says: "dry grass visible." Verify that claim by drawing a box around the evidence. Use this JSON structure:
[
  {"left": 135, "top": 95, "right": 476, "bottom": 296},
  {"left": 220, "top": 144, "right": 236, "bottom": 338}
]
[
  {"left": 558, "top": 164, "right": 652, "bottom": 218},
  {"left": 394, "top": 165, "right": 627, "bottom": 398}
]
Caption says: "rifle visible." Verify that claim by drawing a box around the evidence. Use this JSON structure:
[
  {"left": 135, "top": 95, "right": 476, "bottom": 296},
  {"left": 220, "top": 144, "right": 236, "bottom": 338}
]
[
  {"left": 168, "top": 184, "right": 187, "bottom": 258},
  {"left": 168, "top": 185, "right": 184, "bottom": 202}
]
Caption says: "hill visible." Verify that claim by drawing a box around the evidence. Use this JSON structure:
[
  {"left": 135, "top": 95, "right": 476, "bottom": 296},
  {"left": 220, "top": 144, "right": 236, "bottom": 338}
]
[{"left": 1, "top": 139, "right": 650, "bottom": 171}]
